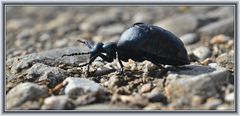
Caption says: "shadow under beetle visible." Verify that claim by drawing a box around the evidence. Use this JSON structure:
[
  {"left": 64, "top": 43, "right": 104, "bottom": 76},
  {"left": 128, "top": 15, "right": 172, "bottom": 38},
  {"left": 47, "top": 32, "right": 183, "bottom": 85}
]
[{"left": 62, "top": 23, "right": 190, "bottom": 76}]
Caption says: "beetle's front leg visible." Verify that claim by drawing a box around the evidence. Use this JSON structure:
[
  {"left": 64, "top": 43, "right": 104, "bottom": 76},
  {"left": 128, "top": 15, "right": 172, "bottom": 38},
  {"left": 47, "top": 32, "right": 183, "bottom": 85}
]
[
  {"left": 99, "top": 54, "right": 113, "bottom": 62},
  {"left": 116, "top": 52, "right": 125, "bottom": 75},
  {"left": 117, "top": 58, "right": 125, "bottom": 75},
  {"left": 86, "top": 55, "right": 98, "bottom": 76}
]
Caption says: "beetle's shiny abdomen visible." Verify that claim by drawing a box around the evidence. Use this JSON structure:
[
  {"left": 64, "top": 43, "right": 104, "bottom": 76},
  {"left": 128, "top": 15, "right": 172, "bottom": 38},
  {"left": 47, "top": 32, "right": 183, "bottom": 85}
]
[{"left": 117, "top": 23, "right": 190, "bottom": 65}]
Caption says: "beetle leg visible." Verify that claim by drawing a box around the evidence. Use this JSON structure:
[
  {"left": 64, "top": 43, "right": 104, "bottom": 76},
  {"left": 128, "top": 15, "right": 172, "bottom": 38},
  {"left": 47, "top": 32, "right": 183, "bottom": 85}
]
[
  {"left": 116, "top": 52, "right": 125, "bottom": 75},
  {"left": 86, "top": 55, "right": 98, "bottom": 76},
  {"left": 99, "top": 54, "right": 113, "bottom": 62},
  {"left": 117, "top": 58, "right": 125, "bottom": 75}
]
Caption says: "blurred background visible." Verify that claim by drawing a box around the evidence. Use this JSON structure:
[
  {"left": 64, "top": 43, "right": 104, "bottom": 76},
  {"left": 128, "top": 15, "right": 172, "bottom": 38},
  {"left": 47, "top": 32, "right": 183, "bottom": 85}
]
[{"left": 6, "top": 6, "right": 234, "bottom": 59}]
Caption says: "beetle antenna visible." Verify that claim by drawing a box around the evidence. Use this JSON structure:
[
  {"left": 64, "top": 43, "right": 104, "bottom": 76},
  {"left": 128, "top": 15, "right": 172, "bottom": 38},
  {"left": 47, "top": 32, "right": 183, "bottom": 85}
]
[
  {"left": 62, "top": 52, "right": 90, "bottom": 57},
  {"left": 77, "top": 40, "right": 93, "bottom": 49}
]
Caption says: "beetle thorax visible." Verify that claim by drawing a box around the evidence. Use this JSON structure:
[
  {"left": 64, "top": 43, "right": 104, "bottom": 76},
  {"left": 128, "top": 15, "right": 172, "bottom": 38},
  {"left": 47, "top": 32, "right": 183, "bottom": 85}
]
[{"left": 103, "top": 43, "right": 117, "bottom": 59}]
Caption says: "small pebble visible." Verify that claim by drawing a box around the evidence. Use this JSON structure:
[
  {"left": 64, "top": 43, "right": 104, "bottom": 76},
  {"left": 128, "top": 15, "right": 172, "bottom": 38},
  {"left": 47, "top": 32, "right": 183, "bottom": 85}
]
[
  {"left": 201, "top": 58, "right": 214, "bottom": 65},
  {"left": 216, "top": 53, "right": 234, "bottom": 70},
  {"left": 180, "top": 33, "right": 199, "bottom": 45},
  {"left": 39, "top": 33, "right": 50, "bottom": 42},
  {"left": 210, "top": 34, "right": 230, "bottom": 44},
  {"left": 225, "top": 92, "right": 234, "bottom": 102},
  {"left": 41, "top": 95, "right": 75, "bottom": 110},
  {"left": 54, "top": 39, "right": 67, "bottom": 47},
  {"left": 63, "top": 77, "right": 103, "bottom": 97},
  {"left": 193, "top": 46, "right": 211, "bottom": 61},
  {"left": 140, "top": 83, "right": 152, "bottom": 93},
  {"left": 105, "top": 75, "right": 124, "bottom": 89},
  {"left": 204, "top": 97, "right": 222, "bottom": 109}
]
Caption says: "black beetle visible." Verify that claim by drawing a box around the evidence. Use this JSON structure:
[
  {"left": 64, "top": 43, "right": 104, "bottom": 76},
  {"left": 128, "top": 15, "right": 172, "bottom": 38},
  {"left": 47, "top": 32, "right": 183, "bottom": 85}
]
[{"left": 62, "top": 22, "right": 190, "bottom": 75}]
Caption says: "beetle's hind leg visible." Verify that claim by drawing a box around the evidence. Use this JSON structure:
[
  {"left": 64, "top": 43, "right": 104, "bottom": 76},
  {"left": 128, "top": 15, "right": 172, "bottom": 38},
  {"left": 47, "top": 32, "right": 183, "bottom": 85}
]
[
  {"left": 117, "top": 59, "right": 125, "bottom": 75},
  {"left": 116, "top": 52, "right": 125, "bottom": 76}
]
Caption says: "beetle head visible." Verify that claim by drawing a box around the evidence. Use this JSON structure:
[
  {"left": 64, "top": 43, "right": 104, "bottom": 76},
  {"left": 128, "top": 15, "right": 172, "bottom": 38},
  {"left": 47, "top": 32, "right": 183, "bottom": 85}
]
[
  {"left": 62, "top": 42, "right": 117, "bottom": 68},
  {"left": 90, "top": 42, "right": 104, "bottom": 58}
]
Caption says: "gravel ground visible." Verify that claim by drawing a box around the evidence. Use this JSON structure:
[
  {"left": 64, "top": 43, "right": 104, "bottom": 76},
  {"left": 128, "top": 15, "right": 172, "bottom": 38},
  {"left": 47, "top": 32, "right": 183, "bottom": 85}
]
[{"left": 5, "top": 6, "right": 235, "bottom": 111}]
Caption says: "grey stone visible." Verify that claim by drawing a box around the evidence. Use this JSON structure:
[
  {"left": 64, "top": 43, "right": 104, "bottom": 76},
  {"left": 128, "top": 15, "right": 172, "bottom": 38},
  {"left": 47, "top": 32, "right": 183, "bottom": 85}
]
[
  {"left": 7, "top": 82, "right": 48, "bottom": 109},
  {"left": 25, "top": 63, "right": 68, "bottom": 88},
  {"left": 180, "top": 33, "right": 199, "bottom": 45},
  {"left": 139, "top": 83, "right": 152, "bottom": 93},
  {"left": 91, "top": 67, "right": 116, "bottom": 77},
  {"left": 216, "top": 52, "right": 234, "bottom": 70},
  {"left": 63, "top": 77, "right": 104, "bottom": 97},
  {"left": 192, "top": 46, "right": 211, "bottom": 61},
  {"left": 7, "top": 47, "right": 89, "bottom": 74},
  {"left": 6, "top": 47, "right": 89, "bottom": 90},
  {"left": 167, "top": 65, "right": 217, "bottom": 78},
  {"left": 41, "top": 95, "right": 75, "bottom": 110},
  {"left": 155, "top": 14, "right": 198, "bottom": 36},
  {"left": 198, "top": 17, "right": 234, "bottom": 38},
  {"left": 165, "top": 67, "right": 230, "bottom": 104}
]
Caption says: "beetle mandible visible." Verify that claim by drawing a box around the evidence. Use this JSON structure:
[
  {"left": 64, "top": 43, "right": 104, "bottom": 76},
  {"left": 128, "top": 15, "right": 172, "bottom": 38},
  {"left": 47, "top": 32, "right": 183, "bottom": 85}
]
[{"left": 62, "top": 22, "right": 190, "bottom": 75}]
